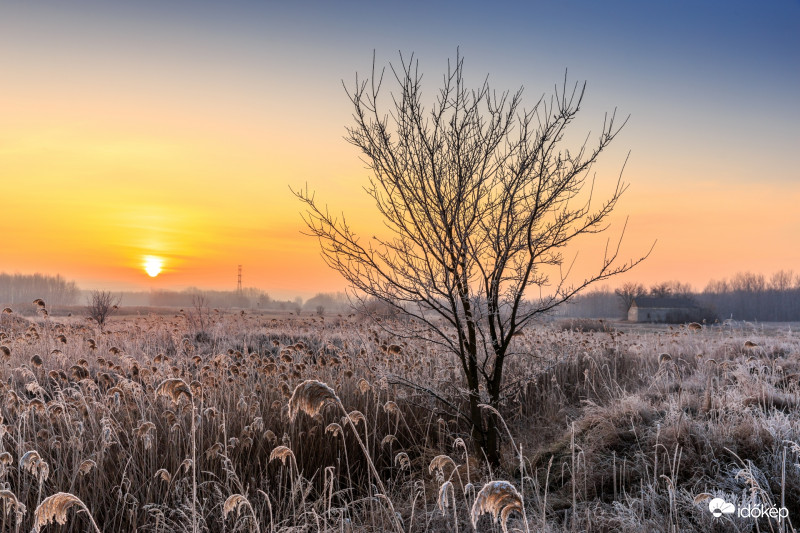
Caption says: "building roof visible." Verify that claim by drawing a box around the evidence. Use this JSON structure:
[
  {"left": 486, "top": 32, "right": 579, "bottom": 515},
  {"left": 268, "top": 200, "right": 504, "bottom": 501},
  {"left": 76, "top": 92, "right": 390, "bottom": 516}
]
[{"left": 631, "top": 297, "right": 697, "bottom": 309}]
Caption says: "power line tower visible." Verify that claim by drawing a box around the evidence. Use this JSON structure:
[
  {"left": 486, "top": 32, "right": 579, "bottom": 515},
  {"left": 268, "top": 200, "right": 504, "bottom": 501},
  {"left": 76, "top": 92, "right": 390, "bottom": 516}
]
[{"left": 237, "top": 265, "right": 242, "bottom": 294}]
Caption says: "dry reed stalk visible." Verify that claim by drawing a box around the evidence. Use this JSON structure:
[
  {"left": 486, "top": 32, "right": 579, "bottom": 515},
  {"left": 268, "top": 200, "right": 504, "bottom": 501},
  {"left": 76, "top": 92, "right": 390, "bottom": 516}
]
[
  {"left": 155, "top": 378, "right": 197, "bottom": 533},
  {"left": 438, "top": 480, "right": 458, "bottom": 533},
  {"left": 287, "top": 379, "right": 404, "bottom": 533}
]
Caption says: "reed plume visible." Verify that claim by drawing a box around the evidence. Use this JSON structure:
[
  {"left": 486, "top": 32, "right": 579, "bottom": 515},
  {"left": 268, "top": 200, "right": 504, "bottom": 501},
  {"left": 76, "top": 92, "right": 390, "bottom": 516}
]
[
  {"left": 269, "top": 445, "right": 295, "bottom": 467},
  {"left": 155, "top": 378, "right": 193, "bottom": 403},
  {"left": 429, "top": 454, "right": 457, "bottom": 476},
  {"left": 287, "top": 379, "right": 340, "bottom": 421},
  {"left": 325, "top": 422, "right": 343, "bottom": 438},
  {"left": 20, "top": 450, "right": 50, "bottom": 483},
  {"left": 155, "top": 468, "right": 171, "bottom": 483},
  {"left": 394, "top": 452, "right": 410, "bottom": 470},
  {"left": 78, "top": 459, "right": 97, "bottom": 476},
  {"left": 471, "top": 480, "right": 529, "bottom": 533},
  {"left": 0, "top": 489, "right": 26, "bottom": 523},
  {"left": 222, "top": 493, "right": 248, "bottom": 518},
  {"left": 222, "top": 494, "right": 261, "bottom": 533},
  {"left": 33, "top": 492, "right": 101, "bottom": 533}
]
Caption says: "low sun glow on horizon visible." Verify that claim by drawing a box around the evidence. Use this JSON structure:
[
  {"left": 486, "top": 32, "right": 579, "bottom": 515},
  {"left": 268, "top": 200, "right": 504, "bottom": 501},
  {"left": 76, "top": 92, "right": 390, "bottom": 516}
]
[{"left": 143, "top": 256, "right": 164, "bottom": 278}]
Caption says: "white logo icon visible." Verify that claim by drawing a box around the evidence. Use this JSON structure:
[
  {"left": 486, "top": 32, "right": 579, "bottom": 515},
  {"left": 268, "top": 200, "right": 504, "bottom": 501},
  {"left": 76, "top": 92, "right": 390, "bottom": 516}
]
[{"left": 709, "top": 498, "right": 735, "bottom": 517}]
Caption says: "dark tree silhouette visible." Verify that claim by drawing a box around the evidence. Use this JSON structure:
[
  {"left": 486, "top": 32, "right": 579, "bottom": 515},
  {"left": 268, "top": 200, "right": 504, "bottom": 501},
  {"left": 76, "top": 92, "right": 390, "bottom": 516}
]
[
  {"left": 86, "top": 290, "right": 121, "bottom": 329},
  {"left": 615, "top": 282, "right": 647, "bottom": 313}
]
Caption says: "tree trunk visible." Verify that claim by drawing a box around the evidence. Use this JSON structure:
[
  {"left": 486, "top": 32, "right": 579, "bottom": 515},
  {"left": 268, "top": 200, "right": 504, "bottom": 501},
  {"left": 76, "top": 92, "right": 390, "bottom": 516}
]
[
  {"left": 482, "top": 352, "right": 506, "bottom": 467},
  {"left": 468, "top": 390, "right": 488, "bottom": 460},
  {"left": 467, "top": 391, "right": 501, "bottom": 466},
  {"left": 484, "top": 414, "right": 501, "bottom": 466},
  {"left": 465, "top": 357, "right": 503, "bottom": 467}
]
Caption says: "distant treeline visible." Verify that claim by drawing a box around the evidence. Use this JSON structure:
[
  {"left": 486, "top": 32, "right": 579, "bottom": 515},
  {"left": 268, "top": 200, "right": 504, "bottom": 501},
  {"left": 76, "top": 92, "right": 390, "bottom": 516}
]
[
  {"left": 559, "top": 270, "right": 800, "bottom": 322},
  {"left": 117, "top": 288, "right": 350, "bottom": 313},
  {"left": 0, "top": 273, "right": 79, "bottom": 308},
  {"left": 116, "top": 287, "right": 279, "bottom": 309},
  {"left": 701, "top": 271, "right": 800, "bottom": 321},
  {"left": 5, "top": 270, "right": 797, "bottom": 322},
  {"left": 0, "top": 272, "right": 352, "bottom": 315}
]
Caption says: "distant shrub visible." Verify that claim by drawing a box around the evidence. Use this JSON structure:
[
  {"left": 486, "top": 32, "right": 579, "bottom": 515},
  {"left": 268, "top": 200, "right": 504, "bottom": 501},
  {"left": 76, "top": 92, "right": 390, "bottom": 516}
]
[
  {"left": 664, "top": 306, "right": 717, "bottom": 324},
  {"left": 194, "top": 331, "right": 212, "bottom": 344},
  {"left": 558, "top": 318, "right": 615, "bottom": 333}
]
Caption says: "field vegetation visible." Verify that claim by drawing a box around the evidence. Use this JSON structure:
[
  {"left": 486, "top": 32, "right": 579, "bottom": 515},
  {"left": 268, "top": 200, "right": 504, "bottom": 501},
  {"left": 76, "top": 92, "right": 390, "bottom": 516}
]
[{"left": 0, "top": 305, "right": 798, "bottom": 532}]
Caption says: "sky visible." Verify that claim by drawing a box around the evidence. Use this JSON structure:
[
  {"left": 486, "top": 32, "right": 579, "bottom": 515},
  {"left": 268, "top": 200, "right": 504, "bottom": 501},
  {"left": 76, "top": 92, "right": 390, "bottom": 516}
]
[{"left": 1, "top": 0, "right": 798, "bottom": 299}]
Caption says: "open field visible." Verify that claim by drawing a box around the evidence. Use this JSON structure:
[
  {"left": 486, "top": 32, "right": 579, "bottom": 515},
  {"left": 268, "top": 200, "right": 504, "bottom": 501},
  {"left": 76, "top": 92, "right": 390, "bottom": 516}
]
[{"left": 0, "top": 310, "right": 798, "bottom": 532}]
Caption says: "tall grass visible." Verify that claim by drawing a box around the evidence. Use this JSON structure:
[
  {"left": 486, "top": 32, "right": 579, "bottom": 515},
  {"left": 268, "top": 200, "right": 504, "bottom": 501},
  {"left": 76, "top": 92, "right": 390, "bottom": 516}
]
[{"left": 0, "top": 309, "right": 797, "bottom": 531}]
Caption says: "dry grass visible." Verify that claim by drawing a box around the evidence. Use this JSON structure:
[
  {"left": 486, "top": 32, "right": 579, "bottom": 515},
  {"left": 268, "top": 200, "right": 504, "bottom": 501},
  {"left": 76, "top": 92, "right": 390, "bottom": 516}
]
[{"left": 0, "top": 310, "right": 797, "bottom": 531}]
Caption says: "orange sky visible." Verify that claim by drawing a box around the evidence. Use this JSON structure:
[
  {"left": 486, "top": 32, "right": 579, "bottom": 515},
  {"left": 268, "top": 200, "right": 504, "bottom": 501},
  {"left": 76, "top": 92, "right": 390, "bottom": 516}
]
[{"left": 2, "top": 2, "right": 798, "bottom": 299}]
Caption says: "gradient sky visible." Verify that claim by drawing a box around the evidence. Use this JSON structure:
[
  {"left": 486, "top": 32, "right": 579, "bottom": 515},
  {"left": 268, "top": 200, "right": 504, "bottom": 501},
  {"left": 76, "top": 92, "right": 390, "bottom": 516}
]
[{"left": 2, "top": 1, "right": 798, "bottom": 298}]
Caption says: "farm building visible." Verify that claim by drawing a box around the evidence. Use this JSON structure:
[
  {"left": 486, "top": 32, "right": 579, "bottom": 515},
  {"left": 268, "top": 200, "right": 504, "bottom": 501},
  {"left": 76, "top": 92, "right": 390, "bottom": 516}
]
[{"left": 628, "top": 297, "right": 698, "bottom": 323}]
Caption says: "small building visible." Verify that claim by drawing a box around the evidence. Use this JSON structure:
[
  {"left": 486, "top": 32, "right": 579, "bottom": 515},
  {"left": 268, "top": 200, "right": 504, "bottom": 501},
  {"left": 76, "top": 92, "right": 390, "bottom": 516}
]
[{"left": 628, "top": 297, "right": 698, "bottom": 323}]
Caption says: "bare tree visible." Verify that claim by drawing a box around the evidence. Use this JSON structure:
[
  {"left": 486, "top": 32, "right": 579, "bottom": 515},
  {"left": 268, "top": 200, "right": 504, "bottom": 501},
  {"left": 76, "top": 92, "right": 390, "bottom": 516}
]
[
  {"left": 294, "top": 52, "right": 648, "bottom": 464},
  {"left": 649, "top": 282, "right": 673, "bottom": 298},
  {"left": 615, "top": 282, "right": 647, "bottom": 313},
  {"left": 768, "top": 270, "right": 794, "bottom": 292},
  {"left": 186, "top": 292, "right": 213, "bottom": 341},
  {"left": 649, "top": 280, "right": 693, "bottom": 298},
  {"left": 86, "top": 290, "right": 121, "bottom": 329}
]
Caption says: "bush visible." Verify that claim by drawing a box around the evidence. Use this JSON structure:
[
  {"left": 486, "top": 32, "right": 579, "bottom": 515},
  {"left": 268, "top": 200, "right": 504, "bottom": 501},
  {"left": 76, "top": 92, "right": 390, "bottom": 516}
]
[{"left": 558, "top": 318, "right": 615, "bottom": 333}]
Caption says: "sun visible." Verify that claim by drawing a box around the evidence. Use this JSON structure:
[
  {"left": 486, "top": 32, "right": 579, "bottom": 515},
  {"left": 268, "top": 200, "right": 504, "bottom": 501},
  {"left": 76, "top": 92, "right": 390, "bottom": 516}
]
[{"left": 143, "top": 256, "right": 163, "bottom": 277}]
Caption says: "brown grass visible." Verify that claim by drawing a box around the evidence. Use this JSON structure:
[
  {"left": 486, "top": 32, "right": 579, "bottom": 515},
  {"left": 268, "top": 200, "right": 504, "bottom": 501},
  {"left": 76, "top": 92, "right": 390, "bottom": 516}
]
[{"left": 0, "top": 311, "right": 796, "bottom": 531}]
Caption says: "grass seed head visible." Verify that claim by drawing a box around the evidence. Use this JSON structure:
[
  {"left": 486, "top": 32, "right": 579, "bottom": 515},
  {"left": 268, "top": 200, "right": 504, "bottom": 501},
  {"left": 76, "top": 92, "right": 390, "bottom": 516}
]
[
  {"left": 155, "top": 468, "right": 171, "bottom": 483},
  {"left": 471, "top": 480, "right": 524, "bottom": 533},
  {"left": 438, "top": 480, "right": 454, "bottom": 513},
  {"left": 287, "top": 380, "right": 340, "bottom": 421},
  {"left": 78, "top": 459, "right": 97, "bottom": 476},
  {"left": 325, "top": 422, "right": 343, "bottom": 438},
  {"left": 384, "top": 400, "right": 400, "bottom": 416},
  {"left": 693, "top": 492, "right": 713, "bottom": 504},
  {"left": 20, "top": 450, "right": 49, "bottom": 483},
  {"left": 222, "top": 494, "right": 248, "bottom": 519},
  {"left": 395, "top": 452, "right": 410, "bottom": 470},
  {"left": 429, "top": 454, "right": 457, "bottom": 476},
  {"left": 269, "top": 445, "right": 295, "bottom": 466},
  {"left": 346, "top": 410, "right": 366, "bottom": 427},
  {"left": 155, "top": 378, "right": 193, "bottom": 404},
  {"left": 0, "top": 489, "right": 26, "bottom": 521},
  {"left": 33, "top": 492, "right": 88, "bottom": 532}
]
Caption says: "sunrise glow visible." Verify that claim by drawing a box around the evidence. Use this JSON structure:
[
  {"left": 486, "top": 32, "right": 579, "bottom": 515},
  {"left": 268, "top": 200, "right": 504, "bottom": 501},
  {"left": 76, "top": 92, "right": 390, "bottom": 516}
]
[
  {"left": 143, "top": 256, "right": 163, "bottom": 278},
  {"left": 0, "top": 2, "right": 796, "bottom": 298}
]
